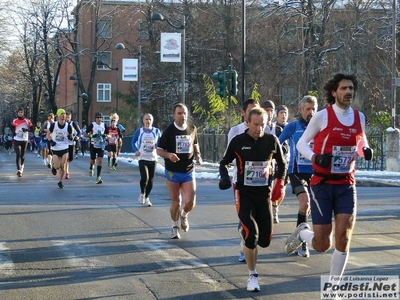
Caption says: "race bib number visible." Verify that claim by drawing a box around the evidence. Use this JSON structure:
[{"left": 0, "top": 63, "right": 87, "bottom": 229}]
[
  {"left": 143, "top": 140, "right": 155, "bottom": 153},
  {"left": 244, "top": 161, "right": 270, "bottom": 186},
  {"left": 298, "top": 141, "right": 314, "bottom": 165},
  {"left": 109, "top": 135, "right": 117, "bottom": 144},
  {"left": 331, "top": 145, "right": 356, "bottom": 173},
  {"left": 175, "top": 135, "right": 192, "bottom": 154},
  {"left": 17, "top": 130, "right": 25, "bottom": 138},
  {"left": 55, "top": 132, "right": 66, "bottom": 142}
]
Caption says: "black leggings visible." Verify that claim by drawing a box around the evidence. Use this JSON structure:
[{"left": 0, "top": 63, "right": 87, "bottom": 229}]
[
  {"left": 138, "top": 160, "right": 156, "bottom": 197},
  {"left": 14, "top": 140, "right": 28, "bottom": 170}
]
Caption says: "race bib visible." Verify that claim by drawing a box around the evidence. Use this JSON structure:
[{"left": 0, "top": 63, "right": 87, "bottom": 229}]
[
  {"left": 55, "top": 132, "right": 66, "bottom": 142},
  {"left": 331, "top": 145, "right": 357, "bottom": 173},
  {"left": 143, "top": 140, "right": 155, "bottom": 153},
  {"left": 244, "top": 161, "right": 270, "bottom": 186},
  {"left": 175, "top": 135, "right": 192, "bottom": 154},
  {"left": 109, "top": 136, "right": 117, "bottom": 144}
]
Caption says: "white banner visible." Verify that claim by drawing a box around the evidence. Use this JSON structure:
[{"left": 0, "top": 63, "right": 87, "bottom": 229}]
[
  {"left": 160, "top": 32, "right": 181, "bottom": 63},
  {"left": 122, "top": 58, "right": 138, "bottom": 82}
]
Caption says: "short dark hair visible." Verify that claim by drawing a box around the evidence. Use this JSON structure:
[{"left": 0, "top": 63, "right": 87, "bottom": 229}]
[
  {"left": 173, "top": 102, "right": 188, "bottom": 114},
  {"left": 242, "top": 98, "right": 260, "bottom": 111},
  {"left": 324, "top": 73, "right": 358, "bottom": 105},
  {"left": 261, "top": 100, "right": 275, "bottom": 110}
]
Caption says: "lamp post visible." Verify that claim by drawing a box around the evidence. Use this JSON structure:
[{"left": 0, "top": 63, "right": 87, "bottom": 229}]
[
  {"left": 115, "top": 43, "right": 142, "bottom": 128},
  {"left": 391, "top": 0, "right": 397, "bottom": 128},
  {"left": 151, "top": 12, "right": 186, "bottom": 104},
  {"left": 69, "top": 75, "right": 80, "bottom": 123},
  {"left": 97, "top": 60, "right": 119, "bottom": 111}
]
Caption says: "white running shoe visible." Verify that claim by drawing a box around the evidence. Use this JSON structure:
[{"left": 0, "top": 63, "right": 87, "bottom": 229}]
[
  {"left": 247, "top": 274, "right": 260, "bottom": 292},
  {"left": 138, "top": 194, "right": 145, "bottom": 204},
  {"left": 180, "top": 213, "right": 189, "bottom": 232},
  {"left": 170, "top": 226, "right": 181, "bottom": 239},
  {"left": 284, "top": 222, "right": 311, "bottom": 255},
  {"left": 296, "top": 242, "right": 310, "bottom": 257},
  {"left": 143, "top": 197, "right": 152, "bottom": 207}
]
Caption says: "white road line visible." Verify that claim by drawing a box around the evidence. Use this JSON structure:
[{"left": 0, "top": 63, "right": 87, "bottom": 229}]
[
  {"left": 136, "top": 239, "right": 236, "bottom": 297},
  {"left": 0, "top": 242, "right": 14, "bottom": 275}
]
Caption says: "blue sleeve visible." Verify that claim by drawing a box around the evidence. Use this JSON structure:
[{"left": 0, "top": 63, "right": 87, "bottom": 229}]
[
  {"left": 155, "top": 128, "right": 161, "bottom": 147},
  {"left": 279, "top": 121, "right": 295, "bottom": 144},
  {"left": 132, "top": 129, "right": 140, "bottom": 151},
  {"left": 118, "top": 123, "right": 126, "bottom": 132}
]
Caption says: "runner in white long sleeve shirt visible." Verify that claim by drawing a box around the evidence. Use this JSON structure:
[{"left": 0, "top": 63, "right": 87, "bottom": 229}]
[{"left": 285, "top": 73, "right": 373, "bottom": 284}]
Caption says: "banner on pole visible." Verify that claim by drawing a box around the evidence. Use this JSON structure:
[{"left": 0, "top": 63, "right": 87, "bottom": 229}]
[
  {"left": 160, "top": 32, "right": 181, "bottom": 63},
  {"left": 122, "top": 58, "right": 138, "bottom": 82}
]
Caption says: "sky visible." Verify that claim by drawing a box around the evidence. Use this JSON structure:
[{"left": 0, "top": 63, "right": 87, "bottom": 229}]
[{"left": 116, "top": 152, "right": 400, "bottom": 185}]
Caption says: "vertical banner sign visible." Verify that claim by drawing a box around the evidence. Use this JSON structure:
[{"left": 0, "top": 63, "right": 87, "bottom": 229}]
[
  {"left": 122, "top": 58, "right": 138, "bottom": 82},
  {"left": 160, "top": 32, "right": 181, "bottom": 63}
]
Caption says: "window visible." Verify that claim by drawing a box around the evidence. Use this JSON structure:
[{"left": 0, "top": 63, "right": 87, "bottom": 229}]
[
  {"left": 97, "top": 83, "right": 111, "bottom": 102},
  {"left": 97, "top": 19, "right": 112, "bottom": 39},
  {"left": 97, "top": 52, "right": 112, "bottom": 70},
  {"left": 281, "top": 56, "right": 296, "bottom": 75},
  {"left": 282, "top": 86, "right": 297, "bottom": 105},
  {"left": 139, "top": 19, "right": 150, "bottom": 40},
  {"left": 103, "top": 115, "right": 111, "bottom": 126}
]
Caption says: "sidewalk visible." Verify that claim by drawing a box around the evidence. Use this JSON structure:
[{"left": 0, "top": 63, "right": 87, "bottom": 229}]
[{"left": 117, "top": 153, "right": 400, "bottom": 187}]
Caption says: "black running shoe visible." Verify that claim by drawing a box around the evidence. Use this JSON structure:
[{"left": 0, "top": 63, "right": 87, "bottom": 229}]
[
  {"left": 52, "top": 167, "right": 57, "bottom": 175},
  {"left": 58, "top": 182, "right": 64, "bottom": 189}
]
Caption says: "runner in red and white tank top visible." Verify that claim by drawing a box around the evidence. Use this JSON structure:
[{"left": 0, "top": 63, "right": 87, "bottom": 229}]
[{"left": 285, "top": 74, "right": 373, "bottom": 285}]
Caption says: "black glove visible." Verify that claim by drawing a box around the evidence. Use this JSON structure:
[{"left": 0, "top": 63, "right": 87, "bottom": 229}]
[
  {"left": 50, "top": 140, "right": 56, "bottom": 147},
  {"left": 22, "top": 128, "right": 28, "bottom": 132},
  {"left": 219, "top": 176, "right": 232, "bottom": 190},
  {"left": 315, "top": 154, "right": 333, "bottom": 168},
  {"left": 67, "top": 135, "right": 73, "bottom": 141},
  {"left": 363, "top": 147, "right": 373, "bottom": 161}
]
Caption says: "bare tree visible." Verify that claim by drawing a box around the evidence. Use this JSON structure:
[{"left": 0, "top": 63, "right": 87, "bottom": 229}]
[{"left": 4, "top": 0, "right": 73, "bottom": 125}]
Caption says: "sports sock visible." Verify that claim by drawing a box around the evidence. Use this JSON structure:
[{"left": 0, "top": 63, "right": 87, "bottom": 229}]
[
  {"left": 173, "top": 220, "right": 179, "bottom": 227},
  {"left": 297, "top": 210, "right": 307, "bottom": 226},
  {"left": 249, "top": 269, "right": 258, "bottom": 275},
  {"left": 330, "top": 249, "right": 349, "bottom": 277},
  {"left": 299, "top": 229, "right": 314, "bottom": 247},
  {"left": 97, "top": 165, "right": 102, "bottom": 177},
  {"left": 181, "top": 210, "right": 188, "bottom": 218}
]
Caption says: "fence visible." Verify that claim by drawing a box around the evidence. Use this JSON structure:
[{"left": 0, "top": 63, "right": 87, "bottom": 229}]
[{"left": 121, "top": 132, "right": 386, "bottom": 171}]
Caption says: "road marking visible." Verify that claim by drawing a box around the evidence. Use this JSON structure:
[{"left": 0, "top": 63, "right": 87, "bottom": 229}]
[
  {"left": 135, "top": 239, "right": 236, "bottom": 296},
  {"left": 0, "top": 242, "right": 14, "bottom": 275},
  {"left": 51, "top": 240, "right": 106, "bottom": 268}
]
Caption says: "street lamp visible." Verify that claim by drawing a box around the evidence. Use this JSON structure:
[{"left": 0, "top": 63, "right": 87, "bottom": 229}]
[
  {"left": 97, "top": 60, "right": 119, "bottom": 111},
  {"left": 151, "top": 12, "right": 186, "bottom": 104},
  {"left": 115, "top": 43, "right": 142, "bottom": 128}
]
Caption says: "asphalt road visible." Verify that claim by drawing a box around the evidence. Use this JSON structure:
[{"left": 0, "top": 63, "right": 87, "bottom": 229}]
[{"left": 0, "top": 150, "right": 399, "bottom": 299}]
